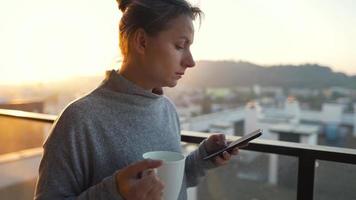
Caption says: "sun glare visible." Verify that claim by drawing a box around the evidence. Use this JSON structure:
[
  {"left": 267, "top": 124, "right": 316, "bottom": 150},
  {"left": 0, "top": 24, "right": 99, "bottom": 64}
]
[{"left": 0, "top": 0, "right": 121, "bottom": 85}]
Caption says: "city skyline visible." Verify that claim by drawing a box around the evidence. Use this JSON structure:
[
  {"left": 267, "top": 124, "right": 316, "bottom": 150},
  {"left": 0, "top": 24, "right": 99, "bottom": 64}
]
[{"left": 1, "top": 0, "right": 356, "bottom": 84}]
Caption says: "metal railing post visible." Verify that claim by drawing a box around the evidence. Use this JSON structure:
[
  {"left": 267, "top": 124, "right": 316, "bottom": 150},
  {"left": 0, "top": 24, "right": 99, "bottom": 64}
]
[{"left": 297, "top": 154, "right": 316, "bottom": 200}]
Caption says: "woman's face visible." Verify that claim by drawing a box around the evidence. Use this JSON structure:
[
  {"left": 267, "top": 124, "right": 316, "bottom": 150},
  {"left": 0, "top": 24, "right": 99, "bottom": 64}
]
[{"left": 143, "top": 14, "right": 196, "bottom": 88}]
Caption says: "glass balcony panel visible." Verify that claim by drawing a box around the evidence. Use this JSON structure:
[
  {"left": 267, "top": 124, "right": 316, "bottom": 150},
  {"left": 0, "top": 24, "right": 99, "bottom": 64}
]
[
  {"left": 0, "top": 148, "right": 41, "bottom": 200},
  {"left": 0, "top": 178, "right": 38, "bottom": 200},
  {"left": 0, "top": 116, "right": 50, "bottom": 155},
  {"left": 314, "top": 160, "right": 356, "bottom": 200}
]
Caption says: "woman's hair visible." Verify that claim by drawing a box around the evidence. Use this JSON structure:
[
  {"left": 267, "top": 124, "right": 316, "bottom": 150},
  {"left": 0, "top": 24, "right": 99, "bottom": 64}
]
[{"left": 116, "top": 0, "right": 203, "bottom": 60}]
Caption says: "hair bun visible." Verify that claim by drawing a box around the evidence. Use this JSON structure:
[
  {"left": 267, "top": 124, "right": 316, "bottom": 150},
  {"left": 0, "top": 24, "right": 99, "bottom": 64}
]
[{"left": 116, "top": 0, "right": 132, "bottom": 13}]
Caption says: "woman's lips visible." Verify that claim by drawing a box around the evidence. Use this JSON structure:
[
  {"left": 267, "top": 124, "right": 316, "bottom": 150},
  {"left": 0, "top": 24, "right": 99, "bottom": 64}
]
[{"left": 175, "top": 72, "right": 184, "bottom": 79}]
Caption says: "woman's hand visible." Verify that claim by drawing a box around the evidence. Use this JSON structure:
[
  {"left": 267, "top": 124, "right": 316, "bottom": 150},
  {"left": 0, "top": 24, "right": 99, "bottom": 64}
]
[
  {"left": 205, "top": 134, "right": 246, "bottom": 166},
  {"left": 116, "top": 159, "right": 165, "bottom": 200}
]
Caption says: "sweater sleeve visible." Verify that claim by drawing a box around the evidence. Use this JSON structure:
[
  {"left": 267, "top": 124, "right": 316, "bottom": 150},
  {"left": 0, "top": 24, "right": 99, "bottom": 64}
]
[
  {"left": 184, "top": 139, "right": 217, "bottom": 187},
  {"left": 34, "top": 105, "right": 124, "bottom": 200}
]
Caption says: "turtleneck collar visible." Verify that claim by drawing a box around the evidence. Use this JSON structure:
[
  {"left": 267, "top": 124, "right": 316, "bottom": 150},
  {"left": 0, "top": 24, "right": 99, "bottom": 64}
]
[{"left": 101, "top": 70, "right": 163, "bottom": 99}]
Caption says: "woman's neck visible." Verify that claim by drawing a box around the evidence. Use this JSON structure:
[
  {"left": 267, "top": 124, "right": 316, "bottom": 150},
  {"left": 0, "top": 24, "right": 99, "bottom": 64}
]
[{"left": 118, "top": 62, "right": 153, "bottom": 91}]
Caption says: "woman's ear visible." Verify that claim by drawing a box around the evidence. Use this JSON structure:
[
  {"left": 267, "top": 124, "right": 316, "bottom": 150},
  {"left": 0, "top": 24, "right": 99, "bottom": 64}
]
[{"left": 132, "top": 28, "right": 147, "bottom": 55}]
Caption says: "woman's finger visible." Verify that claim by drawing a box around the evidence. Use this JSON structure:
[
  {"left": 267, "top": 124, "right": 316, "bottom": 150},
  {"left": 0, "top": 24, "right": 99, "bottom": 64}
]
[
  {"left": 213, "top": 134, "right": 226, "bottom": 146},
  {"left": 136, "top": 173, "right": 160, "bottom": 195},
  {"left": 222, "top": 151, "right": 231, "bottom": 161},
  {"left": 220, "top": 134, "right": 226, "bottom": 142},
  {"left": 231, "top": 148, "right": 239, "bottom": 155},
  {"left": 146, "top": 178, "right": 164, "bottom": 200},
  {"left": 214, "top": 156, "right": 227, "bottom": 165}
]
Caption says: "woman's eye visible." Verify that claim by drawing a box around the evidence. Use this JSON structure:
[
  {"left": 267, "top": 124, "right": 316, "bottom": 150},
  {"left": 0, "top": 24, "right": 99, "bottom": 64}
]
[{"left": 175, "top": 45, "right": 184, "bottom": 50}]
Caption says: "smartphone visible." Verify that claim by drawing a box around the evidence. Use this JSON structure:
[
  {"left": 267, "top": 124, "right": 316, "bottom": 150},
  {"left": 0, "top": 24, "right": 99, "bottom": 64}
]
[{"left": 203, "top": 129, "right": 263, "bottom": 160}]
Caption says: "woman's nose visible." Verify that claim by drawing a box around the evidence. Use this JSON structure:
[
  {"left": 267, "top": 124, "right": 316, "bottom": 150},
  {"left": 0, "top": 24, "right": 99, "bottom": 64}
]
[{"left": 183, "top": 51, "right": 195, "bottom": 68}]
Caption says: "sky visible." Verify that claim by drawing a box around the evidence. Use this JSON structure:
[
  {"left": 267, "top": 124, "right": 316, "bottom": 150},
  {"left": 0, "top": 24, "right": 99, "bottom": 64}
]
[{"left": 0, "top": 0, "right": 356, "bottom": 84}]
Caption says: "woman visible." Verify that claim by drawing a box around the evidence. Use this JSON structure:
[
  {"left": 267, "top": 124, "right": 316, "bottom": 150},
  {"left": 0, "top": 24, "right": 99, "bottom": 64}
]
[{"left": 35, "top": 0, "right": 240, "bottom": 199}]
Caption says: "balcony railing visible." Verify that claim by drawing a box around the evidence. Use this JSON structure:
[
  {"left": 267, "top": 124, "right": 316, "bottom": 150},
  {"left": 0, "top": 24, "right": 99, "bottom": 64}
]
[{"left": 1, "top": 108, "right": 356, "bottom": 200}]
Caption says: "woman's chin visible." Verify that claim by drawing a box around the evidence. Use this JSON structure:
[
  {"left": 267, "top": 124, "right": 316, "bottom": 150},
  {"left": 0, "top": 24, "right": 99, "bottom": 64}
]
[{"left": 166, "top": 80, "right": 178, "bottom": 88}]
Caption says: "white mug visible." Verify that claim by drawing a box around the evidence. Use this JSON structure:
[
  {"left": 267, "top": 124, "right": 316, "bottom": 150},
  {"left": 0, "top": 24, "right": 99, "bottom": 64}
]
[{"left": 143, "top": 151, "right": 186, "bottom": 200}]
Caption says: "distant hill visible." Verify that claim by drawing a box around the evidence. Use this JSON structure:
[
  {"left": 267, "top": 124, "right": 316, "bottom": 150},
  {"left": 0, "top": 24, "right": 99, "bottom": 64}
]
[{"left": 180, "top": 60, "right": 356, "bottom": 89}]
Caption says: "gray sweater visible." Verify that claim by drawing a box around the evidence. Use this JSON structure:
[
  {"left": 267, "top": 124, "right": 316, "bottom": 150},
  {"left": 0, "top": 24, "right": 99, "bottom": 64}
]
[{"left": 34, "top": 70, "right": 215, "bottom": 200}]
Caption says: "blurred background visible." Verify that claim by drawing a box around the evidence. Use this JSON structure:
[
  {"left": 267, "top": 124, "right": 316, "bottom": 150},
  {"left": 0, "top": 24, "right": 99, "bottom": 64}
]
[{"left": 1, "top": 0, "right": 356, "bottom": 199}]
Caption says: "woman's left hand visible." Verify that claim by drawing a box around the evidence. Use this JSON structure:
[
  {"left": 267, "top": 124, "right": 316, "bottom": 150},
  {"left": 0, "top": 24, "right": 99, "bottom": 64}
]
[{"left": 204, "top": 134, "right": 243, "bottom": 166}]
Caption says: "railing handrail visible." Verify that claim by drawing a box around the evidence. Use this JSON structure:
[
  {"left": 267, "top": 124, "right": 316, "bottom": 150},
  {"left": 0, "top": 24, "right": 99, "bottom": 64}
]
[
  {"left": 1, "top": 108, "right": 356, "bottom": 200},
  {"left": 0, "top": 108, "right": 57, "bottom": 123},
  {"left": 0, "top": 147, "right": 42, "bottom": 164}
]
